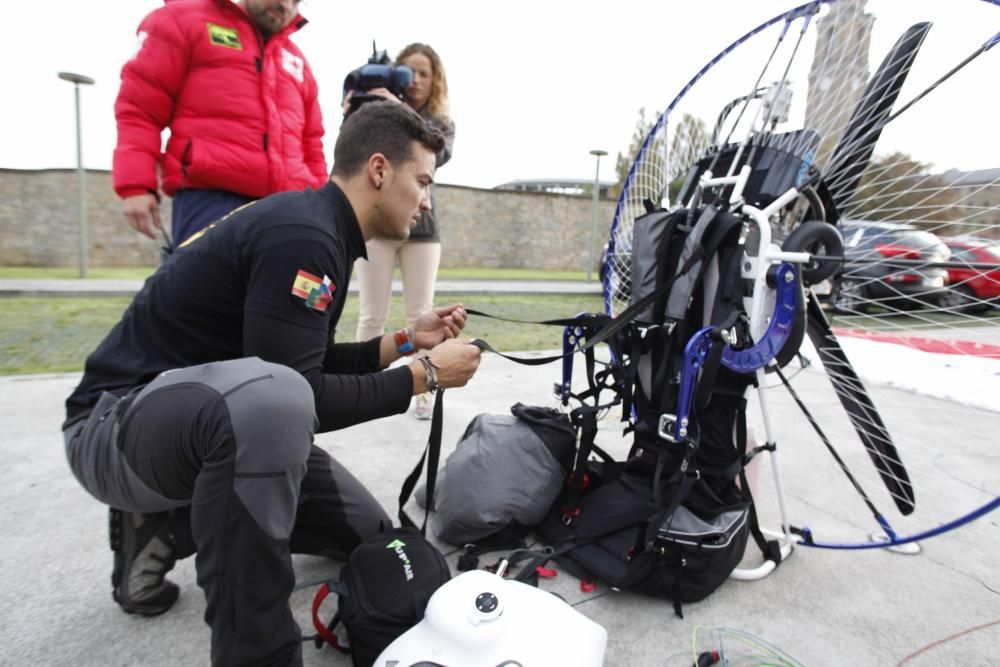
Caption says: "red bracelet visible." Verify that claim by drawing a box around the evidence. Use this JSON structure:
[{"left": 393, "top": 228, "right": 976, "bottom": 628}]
[{"left": 394, "top": 327, "right": 415, "bottom": 355}]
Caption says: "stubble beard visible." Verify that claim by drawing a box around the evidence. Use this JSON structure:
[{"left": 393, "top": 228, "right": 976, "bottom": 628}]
[{"left": 249, "top": 9, "right": 283, "bottom": 37}]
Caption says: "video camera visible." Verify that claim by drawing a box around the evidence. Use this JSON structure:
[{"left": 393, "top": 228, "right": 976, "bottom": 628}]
[{"left": 342, "top": 41, "right": 413, "bottom": 115}]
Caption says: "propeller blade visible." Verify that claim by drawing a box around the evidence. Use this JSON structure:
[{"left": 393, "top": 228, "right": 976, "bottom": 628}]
[
  {"left": 804, "top": 293, "right": 915, "bottom": 515},
  {"left": 823, "top": 22, "right": 933, "bottom": 208}
]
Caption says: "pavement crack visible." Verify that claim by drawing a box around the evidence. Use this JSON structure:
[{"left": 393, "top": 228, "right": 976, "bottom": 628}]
[{"left": 924, "top": 554, "right": 999, "bottom": 596}]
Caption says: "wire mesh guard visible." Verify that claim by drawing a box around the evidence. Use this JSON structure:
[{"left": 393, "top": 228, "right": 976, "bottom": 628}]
[{"left": 604, "top": 0, "right": 999, "bottom": 551}]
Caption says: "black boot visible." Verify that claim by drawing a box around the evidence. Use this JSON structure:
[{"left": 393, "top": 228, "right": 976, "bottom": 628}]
[{"left": 109, "top": 507, "right": 180, "bottom": 616}]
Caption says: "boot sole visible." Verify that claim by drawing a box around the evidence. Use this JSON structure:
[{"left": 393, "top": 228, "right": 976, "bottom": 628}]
[{"left": 113, "top": 584, "right": 179, "bottom": 617}]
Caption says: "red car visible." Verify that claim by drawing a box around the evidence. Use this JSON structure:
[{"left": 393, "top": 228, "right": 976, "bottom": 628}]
[{"left": 942, "top": 239, "right": 1000, "bottom": 311}]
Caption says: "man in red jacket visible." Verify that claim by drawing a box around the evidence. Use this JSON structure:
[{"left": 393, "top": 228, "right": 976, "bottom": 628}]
[{"left": 114, "top": 0, "right": 327, "bottom": 247}]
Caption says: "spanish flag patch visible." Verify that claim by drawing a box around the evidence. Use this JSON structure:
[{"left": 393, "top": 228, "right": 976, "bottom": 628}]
[{"left": 291, "top": 270, "right": 334, "bottom": 312}]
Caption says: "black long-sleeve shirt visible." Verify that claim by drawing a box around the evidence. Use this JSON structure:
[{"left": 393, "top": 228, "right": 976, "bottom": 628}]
[{"left": 64, "top": 182, "right": 412, "bottom": 432}]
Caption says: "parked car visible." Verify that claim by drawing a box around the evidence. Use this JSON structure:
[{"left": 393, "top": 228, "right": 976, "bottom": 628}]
[
  {"left": 941, "top": 238, "right": 1000, "bottom": 312},
  {"left": 832, "top": 220, "right": 951, "bottom": 314}
]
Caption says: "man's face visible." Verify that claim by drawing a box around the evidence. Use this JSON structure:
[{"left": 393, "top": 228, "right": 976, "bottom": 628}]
[
  {"left": 243, "top": 0, "right": 299, "bottom": 37},
  {"left": 373, "top": 143, "right": 436, "bottom": 242}
]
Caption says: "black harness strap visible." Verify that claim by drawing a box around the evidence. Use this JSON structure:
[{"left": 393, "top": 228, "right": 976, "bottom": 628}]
[
  {"left": 649, "top": 209, "right": 747, "bottom": 419},
  {"left": 664, "top": 206, "right": 722, "bottom": 321},
  {"left": 398, "top": 388, "right": 445, "bottom": 533},
  {"left": 463, "top": 229, "right": 712, "bottom": 367},
  {"left": 562, "top": 405, "right": 600, "bottom": 518}
]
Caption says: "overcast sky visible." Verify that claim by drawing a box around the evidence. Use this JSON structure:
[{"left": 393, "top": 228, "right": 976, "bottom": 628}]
[{"left": 1, "top": 0, "right": 996, "bottom": 190}]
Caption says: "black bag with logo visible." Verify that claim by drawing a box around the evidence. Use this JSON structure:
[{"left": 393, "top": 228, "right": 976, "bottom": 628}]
[
  {"left": 311, "top": 392, "right": 453, "bottom": 666},
  {"left": 311, "top": 525, "right": 450, "bottom": 667}
]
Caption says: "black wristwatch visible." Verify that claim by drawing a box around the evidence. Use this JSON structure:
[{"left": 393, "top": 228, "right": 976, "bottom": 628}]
[{"left": 418, "top": 357, "right": 439, "bottom": 393}]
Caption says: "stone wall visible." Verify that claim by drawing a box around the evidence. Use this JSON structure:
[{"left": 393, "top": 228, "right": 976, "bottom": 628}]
[
  {"left": 0, "top": 169, "right": 163, "bottom": 266},
  {"left": 0, "top": 169, "right": 617, "bottom": 271}
]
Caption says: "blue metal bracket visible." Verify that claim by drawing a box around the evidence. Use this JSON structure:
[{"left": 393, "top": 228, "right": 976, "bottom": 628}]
[
  {"left": 658, "top": 325, "right": 714, "bottom": 444},
  {"left": 722, "top": 262, "right": 799, "bottom": 373},
  {"left": 658, "top": 262, "right": 800, "bottom": 442}
]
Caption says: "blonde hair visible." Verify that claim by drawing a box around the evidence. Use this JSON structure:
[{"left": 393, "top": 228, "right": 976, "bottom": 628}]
[{"left": 395, "top": 43, "right": 450, "bottom": 122}]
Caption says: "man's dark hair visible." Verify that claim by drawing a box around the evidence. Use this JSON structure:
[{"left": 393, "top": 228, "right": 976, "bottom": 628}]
[{"left": 332, "top": 102, "right": 445, "bottom": 177}]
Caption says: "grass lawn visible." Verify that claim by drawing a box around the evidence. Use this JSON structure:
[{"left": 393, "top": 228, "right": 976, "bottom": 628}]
[
  {"left": 437, "top": 267, "right": 588, "bottom": 281},
  {"left": 1, "top": 293, "right": 605, "bottom": 375},
  {"left": 0, "top": 267, "right": 157, "bottom": 280},
  {"left": 0, "top": 266, "right": 590, "bottom": 282},
  {"left": 1, "top": 297, "right": 135, "bottom": 375}
]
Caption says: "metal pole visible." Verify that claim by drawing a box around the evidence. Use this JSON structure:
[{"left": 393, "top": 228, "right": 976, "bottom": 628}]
[
  {"left": 58, "top": 72, "right": 94, "bottom": 279},
  {"left": 587, "top": 149, "right": 607, "bottom": 282},
  {"left": 73, "top": 83, "right": 87, "bottom": 279}
]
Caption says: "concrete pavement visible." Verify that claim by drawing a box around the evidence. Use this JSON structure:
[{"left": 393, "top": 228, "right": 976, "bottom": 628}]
[{"left": 1, "top": 348, "right": 998, "bottom": 666}]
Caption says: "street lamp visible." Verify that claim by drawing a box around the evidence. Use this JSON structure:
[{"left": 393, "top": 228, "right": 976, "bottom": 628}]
[
  {"left": 587, "top": 149, "right": 608, "bottom": 282},
  {"left": 58, "top": 71, "right": 95, "bottom": 279}
]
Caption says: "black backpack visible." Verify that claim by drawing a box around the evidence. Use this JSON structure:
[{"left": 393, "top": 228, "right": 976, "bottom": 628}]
[
  {"left": 537, "top": 205, "right": 788, "bottom": 616},
  {"left": 310, "top": 392, "right": 453, "bottom": 666},
  {"left": 311, "top": 525, "right": 451, "bottom": 667}
]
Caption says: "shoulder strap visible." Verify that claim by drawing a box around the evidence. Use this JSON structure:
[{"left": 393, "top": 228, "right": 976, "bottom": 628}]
[
  {"left": 310, "top": 582, "right": 346, "bottom": 649},
  {"left": 664, "top": 206, "right": 722, "bottom": 321}
]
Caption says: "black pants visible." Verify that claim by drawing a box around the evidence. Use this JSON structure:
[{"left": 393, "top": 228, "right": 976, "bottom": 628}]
[{"left": 64, "top": 358, "right": 391, "bottom": 666}]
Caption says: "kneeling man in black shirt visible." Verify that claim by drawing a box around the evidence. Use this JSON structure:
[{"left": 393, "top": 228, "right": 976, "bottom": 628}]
[{"left": 62, "top": 101, "right": 481, "bottom": 666}]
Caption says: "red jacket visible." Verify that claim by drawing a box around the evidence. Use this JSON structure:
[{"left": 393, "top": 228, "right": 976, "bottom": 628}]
[{"left": 112, "top": 0, "right": 327, "bottom": 200}]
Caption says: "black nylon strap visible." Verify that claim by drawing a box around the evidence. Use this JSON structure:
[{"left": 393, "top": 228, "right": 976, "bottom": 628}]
[
  {"left": 502, "top": 547, "right": 557, "bottom": 584},
  {"left": 463, "top": 310, "right": 606, "bottom": 329},
  {"left": 740, "top": 468, "right": 782, "bottom": 566},
  {"left": 563, "top": 405, "right": 599, "bottom": 514},
  {"left": 463, "top": 237, "right": 708, "bottom": 366},
  {"left": 652, "top": 464, "right": 699, "bottom": 537},
  {"left": 664, "top": 206, "right": 721, "bottom": 321},
  {"left": 398, "top": 388, "right": 444, "bottom": 534},
  {"left": 651, "top": 209, "right": 746, "bottom": 419}
]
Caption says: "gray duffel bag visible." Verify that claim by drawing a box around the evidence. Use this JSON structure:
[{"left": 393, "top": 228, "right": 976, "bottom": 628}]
[{"left": 418, "top": 403, "right": 575, "bottom": 546}]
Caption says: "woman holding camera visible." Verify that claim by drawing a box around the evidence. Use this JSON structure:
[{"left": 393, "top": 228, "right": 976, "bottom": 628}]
[{"left": 348, "top": 43, "right": 455, "bottom": 419}]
